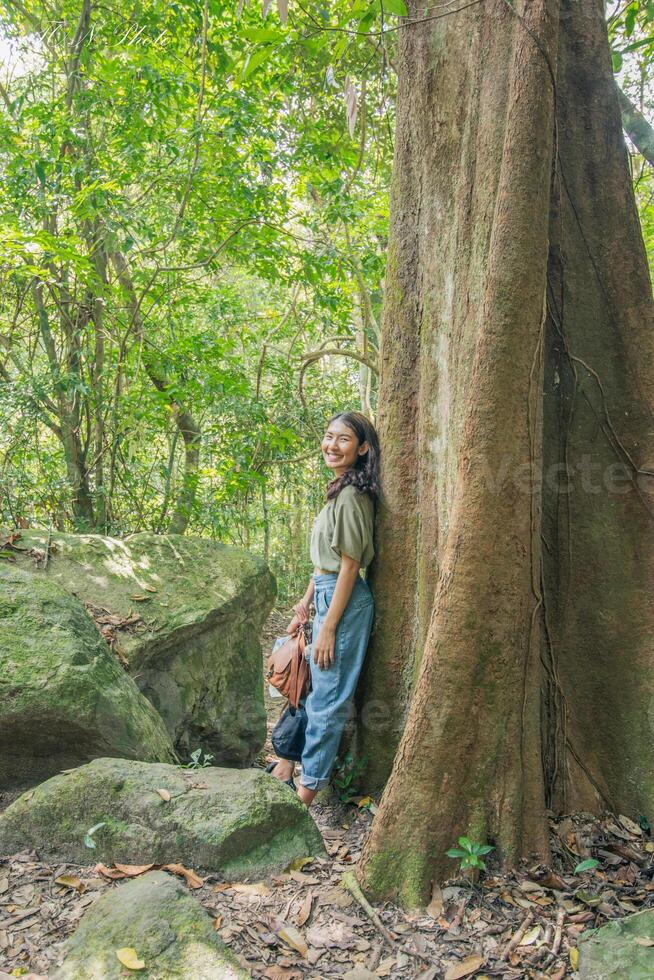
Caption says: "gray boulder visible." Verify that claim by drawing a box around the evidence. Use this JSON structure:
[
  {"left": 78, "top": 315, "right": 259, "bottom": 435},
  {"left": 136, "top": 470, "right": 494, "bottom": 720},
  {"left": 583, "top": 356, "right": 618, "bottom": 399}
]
[
  {"left": 52, "top": 870, "right": 250, "bottom": 979},
  {"left": 11, "top": 531, "right": 275, "bottom": 765},
  {"left": 578, "top": 908, "right": 654, "bottom": 979},
  {"left": 0, "top": 567, "right": 176, "bottom": 789},
  {"left": 0, "top": 757, "right": 325, "bottom": 878}
]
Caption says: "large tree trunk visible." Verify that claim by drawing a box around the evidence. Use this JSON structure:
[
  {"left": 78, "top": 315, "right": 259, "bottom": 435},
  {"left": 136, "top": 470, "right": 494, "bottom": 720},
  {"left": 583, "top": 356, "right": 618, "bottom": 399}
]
[{"left": 356, "top": 0, "right": 654, "bottom": 906}]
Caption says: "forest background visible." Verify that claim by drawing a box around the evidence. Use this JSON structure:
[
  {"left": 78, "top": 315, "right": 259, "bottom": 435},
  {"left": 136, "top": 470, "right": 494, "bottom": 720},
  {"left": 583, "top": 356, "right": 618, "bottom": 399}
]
[{"left": 0, "top": 0, "right": 652, "bottom": 605}]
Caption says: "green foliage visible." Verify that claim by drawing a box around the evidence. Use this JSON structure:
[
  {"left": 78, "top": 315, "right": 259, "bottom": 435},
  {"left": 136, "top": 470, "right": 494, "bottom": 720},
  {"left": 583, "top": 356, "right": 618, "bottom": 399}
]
[
  {"left": 445, "top": 836, "right": 495, "bottom": 872},
  {"left": 331, "top": 751, "right": 367, "bottom": 803},
  {"left": 83, "top": 821, "right": 106, "bottom": 849},
  {"left": 0, "top": 0, "right": 392, "bottom": 596},
  {"left": 2, "top": 0, "right": 653, "bottom": 605},
  {"left": 181, "top": 748, "right": 214, "bottom": 769}
]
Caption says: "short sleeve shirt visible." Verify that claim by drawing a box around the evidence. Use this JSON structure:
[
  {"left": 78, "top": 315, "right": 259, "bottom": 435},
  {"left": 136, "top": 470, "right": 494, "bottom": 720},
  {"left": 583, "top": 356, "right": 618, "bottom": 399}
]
[{"left": 310, "top": 485, "right": 375, "bottom": 571}]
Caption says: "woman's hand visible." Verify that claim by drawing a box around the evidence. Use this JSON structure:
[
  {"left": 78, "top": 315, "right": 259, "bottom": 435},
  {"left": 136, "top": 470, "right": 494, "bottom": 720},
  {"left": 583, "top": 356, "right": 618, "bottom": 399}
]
[
  {"left": 286, "top": 597, "right": 309, "bottom": 635},
  {"left": 314, "top": 621, "right": 336, "bottom": 670}
]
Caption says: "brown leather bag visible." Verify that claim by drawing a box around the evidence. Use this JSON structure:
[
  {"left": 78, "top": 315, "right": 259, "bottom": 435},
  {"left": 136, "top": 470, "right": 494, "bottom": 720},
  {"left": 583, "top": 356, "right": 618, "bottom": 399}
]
[{"left": 266, "top": 607, "right": 311, "bottom": 709}]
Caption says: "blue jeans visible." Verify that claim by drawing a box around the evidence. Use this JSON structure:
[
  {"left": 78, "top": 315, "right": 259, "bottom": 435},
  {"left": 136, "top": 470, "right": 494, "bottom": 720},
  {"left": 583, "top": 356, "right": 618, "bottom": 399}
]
[{"left": 300, "top": 573, "right": 375, "bottom": 791}]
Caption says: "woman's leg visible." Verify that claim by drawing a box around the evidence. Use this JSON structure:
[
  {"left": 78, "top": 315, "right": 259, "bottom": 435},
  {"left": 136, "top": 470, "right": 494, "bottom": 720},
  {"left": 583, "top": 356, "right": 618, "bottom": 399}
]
[{"left": 300, "top": 578, "right": 374, "bottom": 802}]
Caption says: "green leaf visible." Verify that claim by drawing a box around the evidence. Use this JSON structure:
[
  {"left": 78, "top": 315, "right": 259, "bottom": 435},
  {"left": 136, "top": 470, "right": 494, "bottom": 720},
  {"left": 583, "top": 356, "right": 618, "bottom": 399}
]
[
  {"left": 612, "top": 49, "right": 623, "bottom": 71},
  {"left": 446, "top": 848, "right": 467, "bottom": 858},
  {"left": 332, "top": 36, "right": 349, "bottom": 60},
  {"left": 625, "top": 4, "right": 638, "bottom": 37},
  {"left": 382, "top": 0, "right": 408, "bottom": 14},
  {"left": 476, "top": 844, "right": 495, "bottom": 855},
  {"left": 242, "top": 45, "right": 275, "bottom": 79},
  {"left": 574, "top": 858, "right": 599, "bottom": 874},
  {"left": 241, "top": 27, "right": 283, "bottom": 41},
  {"left": 621, "top": 35, "right": 654, "bottom": 53}
]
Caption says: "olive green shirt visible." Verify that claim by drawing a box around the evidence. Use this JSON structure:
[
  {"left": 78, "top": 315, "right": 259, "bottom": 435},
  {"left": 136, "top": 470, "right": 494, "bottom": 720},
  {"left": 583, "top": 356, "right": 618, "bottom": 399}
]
[{"left": 310, "top": 485, "right": 375, "bottom": 571}]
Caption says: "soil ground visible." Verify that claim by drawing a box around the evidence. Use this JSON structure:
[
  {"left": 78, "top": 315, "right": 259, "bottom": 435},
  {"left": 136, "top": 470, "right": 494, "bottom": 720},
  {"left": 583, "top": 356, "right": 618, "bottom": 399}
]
[{"left": 1, "top": 610, "right": 653, "bottom": 979}]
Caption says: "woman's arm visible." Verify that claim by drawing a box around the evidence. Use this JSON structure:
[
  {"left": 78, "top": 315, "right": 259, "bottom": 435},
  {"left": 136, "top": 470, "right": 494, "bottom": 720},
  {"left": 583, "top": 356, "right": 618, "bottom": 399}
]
[{"left": 313, "top": 554, "right": 360, "bottom": 670}]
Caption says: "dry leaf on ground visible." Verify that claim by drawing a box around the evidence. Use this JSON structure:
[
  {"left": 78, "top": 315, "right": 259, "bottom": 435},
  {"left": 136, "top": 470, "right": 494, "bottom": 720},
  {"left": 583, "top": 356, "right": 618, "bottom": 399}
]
[
  {"left": 162, "top": 863, "right": 204, "bottom": 889},
  {"left": 231, "top": 882, "right": 272, "bottom": 897},
  {"left": 276, "top": 922, "right": 308, "bottom": 957},
  {"left": 285, "top": 856, "right": 314, "bottom": 872},
  {"left": 115, "top": 946, "right": 146, "bottom": 970},
  {"left": 426, "top": 882, "right": 443, "bottom": 917},
  {"left": 263, "top": 967, "right": 302, "bottom": 980},
  {"left": 94, "top": 863, "right": 128, "bottom": 880},
  {"left": 114, "top": 863, "right": 155, "bottom": 877},
  {"left": 54, "top": 875, "right": 85, "bottom": 893},
  {"left": 296, "top": 889, "right": 313, "bottom": 926},
  {"left": 444, "top": 954, "right": 485, "bottom": 980}
]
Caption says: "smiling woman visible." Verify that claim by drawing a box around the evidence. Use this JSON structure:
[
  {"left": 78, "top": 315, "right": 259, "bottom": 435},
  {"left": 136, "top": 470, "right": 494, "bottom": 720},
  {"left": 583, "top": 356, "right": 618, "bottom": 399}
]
[{"left": 265, "top": 410, "right": 381, "bottom": 806}]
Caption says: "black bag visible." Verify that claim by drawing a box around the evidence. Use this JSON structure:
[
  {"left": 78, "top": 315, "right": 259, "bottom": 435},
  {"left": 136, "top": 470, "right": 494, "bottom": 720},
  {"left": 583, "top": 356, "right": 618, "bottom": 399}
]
[{"left": 272, "top": 703, "right": 308, "bottom": 762}]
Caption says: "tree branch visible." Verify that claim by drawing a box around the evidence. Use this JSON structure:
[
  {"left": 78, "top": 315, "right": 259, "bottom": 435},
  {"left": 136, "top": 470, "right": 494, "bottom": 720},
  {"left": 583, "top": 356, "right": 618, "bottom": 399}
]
[{"left": 617, "top": 84, "right": 654, "bottom": 167}]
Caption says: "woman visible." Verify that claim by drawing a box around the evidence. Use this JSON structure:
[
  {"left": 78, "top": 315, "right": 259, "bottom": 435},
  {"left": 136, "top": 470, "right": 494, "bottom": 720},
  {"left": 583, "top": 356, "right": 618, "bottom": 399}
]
[{"left": 268, "top": 410, "right": 380, "bottom": 806}]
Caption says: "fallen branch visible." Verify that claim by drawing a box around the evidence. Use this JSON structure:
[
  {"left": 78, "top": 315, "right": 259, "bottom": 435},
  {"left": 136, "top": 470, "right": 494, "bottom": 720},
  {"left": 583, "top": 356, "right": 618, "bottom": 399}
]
[
  {"left": 500, "top": 910, "right": 534, "bottom": 961},
  {"left": 341, "top": 871, "right": 395, "bottom": 947},
  {"left": 551, "top": 907, "right": 565, "bottom": 957},
  {"left": 541, "top": 907, "right": 566, "bottom": 969}
]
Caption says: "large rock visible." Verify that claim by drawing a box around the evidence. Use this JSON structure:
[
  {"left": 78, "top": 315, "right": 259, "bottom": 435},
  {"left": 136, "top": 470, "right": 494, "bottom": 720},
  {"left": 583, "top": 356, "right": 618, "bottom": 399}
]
[
  {"left": 52, "top": 870, "right": 249, "bottom": 979},
  {"left": 578, "top": 908, "right": 654, "bottom": 979},
  {"left": 0, "top": 758, "right": 325, "bottom": 878},
  {"left": 0, "top": 567, "right": 176, "bottom": 789},
  {"left": 12, "top": 531, "right": 275, "bottom": 764}
]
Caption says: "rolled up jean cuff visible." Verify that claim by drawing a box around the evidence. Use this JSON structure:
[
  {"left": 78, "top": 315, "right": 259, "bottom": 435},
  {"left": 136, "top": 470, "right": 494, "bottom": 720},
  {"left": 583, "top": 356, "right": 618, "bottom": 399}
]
[{"left": 299, "top": 773, "right": 330, "bottom": 791}]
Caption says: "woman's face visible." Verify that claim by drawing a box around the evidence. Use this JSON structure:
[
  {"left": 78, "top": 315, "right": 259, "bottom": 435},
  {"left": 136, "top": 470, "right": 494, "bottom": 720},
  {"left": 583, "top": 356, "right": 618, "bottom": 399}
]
[{"left": 321, "top": 418, "right": 368, "bottom": 476}]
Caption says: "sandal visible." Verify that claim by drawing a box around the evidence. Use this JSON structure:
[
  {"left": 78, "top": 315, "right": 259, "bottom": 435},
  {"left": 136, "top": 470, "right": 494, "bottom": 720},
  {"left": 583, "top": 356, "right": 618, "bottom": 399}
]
[{"left": 264, "top": 760, "right": 296, "bottom": 792}]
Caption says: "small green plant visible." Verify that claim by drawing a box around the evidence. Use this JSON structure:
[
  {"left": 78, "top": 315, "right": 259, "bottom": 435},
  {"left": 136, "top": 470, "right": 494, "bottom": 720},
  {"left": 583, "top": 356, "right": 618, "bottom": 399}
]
[
  {"left": 83, "top": 821, "right": 106, "bottom": 849},
  {"left": 446, "top": 836, "right": 494, "bottom": 872},
  {"left": 182, "top": 748, "right": 214, "bottom": 769},
  {"left": 331, "top": 752, "right": 367, "bottom": 804}
]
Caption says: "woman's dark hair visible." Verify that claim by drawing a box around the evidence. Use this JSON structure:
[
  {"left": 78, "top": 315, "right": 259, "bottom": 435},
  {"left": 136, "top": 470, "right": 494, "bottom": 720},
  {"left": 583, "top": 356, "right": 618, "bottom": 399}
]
[{"left": 325, "top": 411, "right": 381, "bottom": 501}]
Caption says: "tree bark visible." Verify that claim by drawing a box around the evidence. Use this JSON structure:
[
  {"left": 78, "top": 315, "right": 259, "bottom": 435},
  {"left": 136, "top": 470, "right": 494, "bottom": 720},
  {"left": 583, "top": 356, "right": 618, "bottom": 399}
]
[{"left": 356, "top": 0, "right": 654, "bottom": 905}]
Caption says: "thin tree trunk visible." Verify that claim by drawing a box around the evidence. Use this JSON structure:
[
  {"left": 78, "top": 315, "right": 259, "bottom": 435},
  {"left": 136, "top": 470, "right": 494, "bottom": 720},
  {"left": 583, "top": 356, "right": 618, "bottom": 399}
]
[
  {"left": 32, "top": 280, "right": 95, "bottom": 528},
  {"left": 261, "top": 480, "right": 270, "bottom": 563},
  {"left": 357, "top": 0, "right": 654, "bottom": 904},
  {"left": 110, "top": 250, "right": 201, "bottom": 535},
  {"left": 91, "top": 236, "right": 108, "bottom": 532}
]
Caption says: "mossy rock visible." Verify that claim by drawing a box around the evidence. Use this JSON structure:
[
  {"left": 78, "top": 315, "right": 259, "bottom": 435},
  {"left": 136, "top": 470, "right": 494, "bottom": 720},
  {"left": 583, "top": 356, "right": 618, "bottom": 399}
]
[
  {"left": 0, "top": 567, "right": 176, "bottom": 789},
  {"left": 0, "top": 758, "right": 325, "bottom": 878},
  {"left": 578, "top": 908, "right": 654, "bottom": 979},
  {"left": 11, "top": 531, "right": 276, "bottom": 765},
  {"left": 52, "top": 870, "right": 250, "bottom": 979}
]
